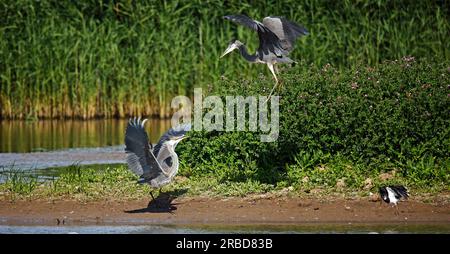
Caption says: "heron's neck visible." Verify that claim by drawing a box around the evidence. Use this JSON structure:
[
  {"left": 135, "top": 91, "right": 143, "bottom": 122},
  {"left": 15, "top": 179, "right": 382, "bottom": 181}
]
[
  {"left": 168, "top": 145, "right": 179, "bottom": 178},
  {"left": 238, "top": 45, "right": 258, "bottom": 62}
]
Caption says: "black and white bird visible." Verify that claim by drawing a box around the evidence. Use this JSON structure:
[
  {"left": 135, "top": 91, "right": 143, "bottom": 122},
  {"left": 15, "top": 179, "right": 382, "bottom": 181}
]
[
  {"left": 124, "top": 117, "right": 190, "bottom": 201},
  {"left": 379, "top": 185, "right": 409, "bottom": 214},
  {"left": 221, "top": 14, "right": 309, "bottom": 99}
]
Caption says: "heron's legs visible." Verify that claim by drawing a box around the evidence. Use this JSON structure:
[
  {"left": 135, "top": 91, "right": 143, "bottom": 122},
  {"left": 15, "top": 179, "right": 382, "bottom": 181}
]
[
  {"left": 267, "top": 63, "right": 279, "bottom": 84},
  {"left": 395, "top": 204, "right": 399, "bottom": 216},
  {"left": 150, "top": 191, "right": 155, "bottom": 201},
  {"left": 266, "top": 83, "right": 279, "bottom": 104},
  {"left": 150, "top": 188, "right": 164, "bottom": 201},
  {"left": 159, "top": 187, "right": 173, "bottom": 200},
  {"left": 265, "top": 63, "right": 280, "bottom": 104}
]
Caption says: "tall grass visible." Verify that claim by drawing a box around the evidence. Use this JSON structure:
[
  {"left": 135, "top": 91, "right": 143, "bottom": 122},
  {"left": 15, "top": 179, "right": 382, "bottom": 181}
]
[
  {"left": 0, "top": 167, "right": 38, "bottom": 196},
  {"left": 1, "top": 0, "right": 449, "bottom": 119}
]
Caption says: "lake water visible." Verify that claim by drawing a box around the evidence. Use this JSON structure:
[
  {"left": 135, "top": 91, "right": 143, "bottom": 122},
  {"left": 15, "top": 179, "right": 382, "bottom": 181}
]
[
  {"left": 1, "top": 223, "right": 450, "bottom": 234},
  {"left": 0, "top": 119, "right": 170, "bottom": 171},
  {"left": 0, "top": 119, "right": 171, "bottom": 153}
]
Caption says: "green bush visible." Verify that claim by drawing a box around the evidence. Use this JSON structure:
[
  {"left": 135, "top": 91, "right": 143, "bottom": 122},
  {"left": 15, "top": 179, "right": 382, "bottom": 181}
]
[
  {"left": 179, "top": 131, "right": 278, "bottom": 183},
  {"left": 178, "top": 57, "right": 450, "bottom": 187}
]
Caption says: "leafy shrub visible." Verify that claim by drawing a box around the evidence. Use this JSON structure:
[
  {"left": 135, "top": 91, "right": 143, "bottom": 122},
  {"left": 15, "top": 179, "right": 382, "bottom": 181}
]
[
  {"left": 178, "top": 57, "right": 450, "bottom": 187},
  {"left": 179, "top": 131, "right": 278, "bottom": 183}
]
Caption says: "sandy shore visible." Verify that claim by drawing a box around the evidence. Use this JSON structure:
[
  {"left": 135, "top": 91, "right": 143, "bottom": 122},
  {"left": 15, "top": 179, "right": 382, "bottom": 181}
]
[{"left": 1, "top": 195, "right": 449, "bottom": 226}]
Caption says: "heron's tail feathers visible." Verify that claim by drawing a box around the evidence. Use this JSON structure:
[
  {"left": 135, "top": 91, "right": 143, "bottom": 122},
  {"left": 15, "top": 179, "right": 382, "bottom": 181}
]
[
  {"left": 137, "top": 177, "right": 148, "bottom": 184},
  {"left": 288, "top": 20, "right": 309, "bottom": 36}
]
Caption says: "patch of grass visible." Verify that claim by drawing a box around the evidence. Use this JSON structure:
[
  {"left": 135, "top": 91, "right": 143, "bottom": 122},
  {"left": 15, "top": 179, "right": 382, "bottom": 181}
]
[
  {"left": 46, "top": 165, "right": 152, "bottom": 201},
  {"left": 0, "top": 165, "right": 150, "bottom": 201},
  {"left": 1, "top": 163, "right": 448, "bottom": 202},
  {"left": 0, "top": 168, "right": 38, "bottom": 197},
  {"left": 0, "top": 164, "right": 272, "bottom": 200}
]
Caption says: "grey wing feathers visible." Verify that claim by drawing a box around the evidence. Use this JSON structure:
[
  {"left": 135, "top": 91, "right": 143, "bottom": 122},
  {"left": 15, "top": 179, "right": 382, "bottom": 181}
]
[
  {"left": 391, "top": 185, "right": 409, "bottom": 199},
  {"left": 223, "top": 14, "right": 259, "bottom": 31},
  {"left": 263, "top": 16, "right": 308, "bottom": 52},
  {"left": 155, "top": 142, "right": 174, "bottom": 175},
  {"left": 124, "top": 118, "right": 162, "bottom": 179},
  {"left": 224, "top": 14, "right": 285, "bottom": 57},
  {"left": 126, "top": 153, "right": 144, "bottom": 176}
]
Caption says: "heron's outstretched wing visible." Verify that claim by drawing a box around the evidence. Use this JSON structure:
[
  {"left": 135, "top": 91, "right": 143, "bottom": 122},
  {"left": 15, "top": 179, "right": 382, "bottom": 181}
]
[
  {"left": 391, "top": 185, "right": 409, "bottom": 199},
  {"left": 224, "top": 14, "right": 285, "bottom": 57},
  {"left": 124, "top": 118, "right": 163, "bottom": 180},
  {"left": 223, "top": 14, "right": 259, "bottom": 31},
  {"left": 379, "top": 187, "right": 388, "bottom": 199},
  {"left": 262, "top": 16, "right": 308, "bottom": 52}
]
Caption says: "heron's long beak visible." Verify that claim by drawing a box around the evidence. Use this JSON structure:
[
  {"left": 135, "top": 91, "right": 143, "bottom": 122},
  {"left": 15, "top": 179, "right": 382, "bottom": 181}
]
[
  {"left": 174, "top": 136, "right": 188, "bottom": 141},
  {"left": 220, "top": 45, "right": 235, "bottom": 58}
]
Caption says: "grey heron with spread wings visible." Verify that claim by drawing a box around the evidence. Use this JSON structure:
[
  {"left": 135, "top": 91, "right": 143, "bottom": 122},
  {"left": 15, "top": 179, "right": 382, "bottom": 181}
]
[
  {"left": 379, "top": 185, "right": 409, "bottom": 215},
  {"left": 221, "top": 14, "right": 309, "bottom": 98},
  {"left": 124, "top": 118, "right": 190, "bottom": 200}
]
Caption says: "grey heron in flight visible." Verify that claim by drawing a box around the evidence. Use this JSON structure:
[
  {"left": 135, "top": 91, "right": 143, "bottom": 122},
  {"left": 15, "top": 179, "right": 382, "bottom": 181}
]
[
  {"left": 124, "top": 117, "right": 191, "bottom": 201},
  {"left": 221, "top": 14, "right": 308, "bottom": 98}
]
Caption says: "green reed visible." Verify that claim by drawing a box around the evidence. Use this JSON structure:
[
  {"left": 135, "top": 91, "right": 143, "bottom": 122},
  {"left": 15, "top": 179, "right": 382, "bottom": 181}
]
[
  {"left": 0, "top": 0, "right": 448, "bottom": 119},
  {"left": 1, "top": 166, "right": 38, "bottom": 196}
]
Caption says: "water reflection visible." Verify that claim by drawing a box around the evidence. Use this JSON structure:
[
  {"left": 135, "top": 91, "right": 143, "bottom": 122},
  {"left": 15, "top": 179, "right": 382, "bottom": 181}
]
[
  {"left": 1, "top": 223, "right": 450, "bottom": 234},
  {"left": 0, "top": 119, "right": 171, "bottom": 153}
]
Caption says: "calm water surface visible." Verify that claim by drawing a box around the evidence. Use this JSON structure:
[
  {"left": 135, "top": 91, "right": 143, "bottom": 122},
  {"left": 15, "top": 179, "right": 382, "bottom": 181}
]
[
  {"left": 0, "top": 119, "right": 171, "bottom": 171},
  {"left": 0, "top": 119, "right": 171, "bottom": 153},
  {"left": 1, "top": 223, "right": 450, "bottom": 234}
]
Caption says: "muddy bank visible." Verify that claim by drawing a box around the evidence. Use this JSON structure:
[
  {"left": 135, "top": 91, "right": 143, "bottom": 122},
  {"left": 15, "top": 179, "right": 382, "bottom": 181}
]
[{"left": 1, "top": 196, "right": 449, "bottom": 226}]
